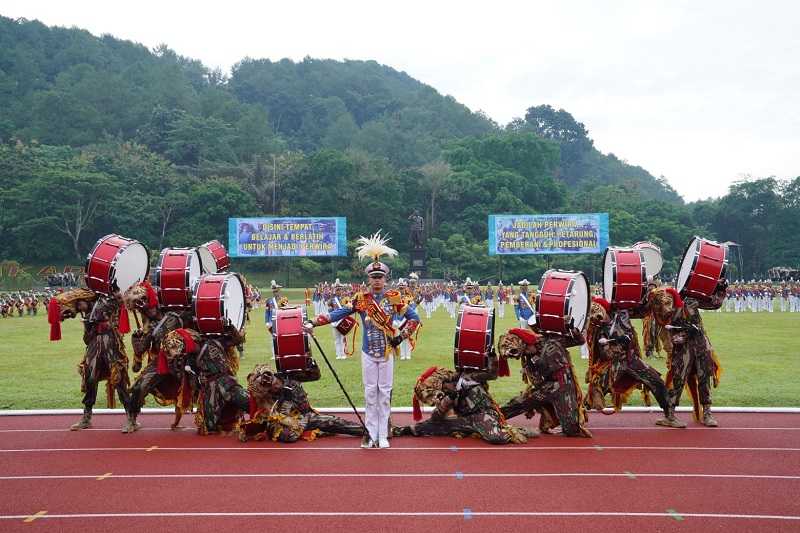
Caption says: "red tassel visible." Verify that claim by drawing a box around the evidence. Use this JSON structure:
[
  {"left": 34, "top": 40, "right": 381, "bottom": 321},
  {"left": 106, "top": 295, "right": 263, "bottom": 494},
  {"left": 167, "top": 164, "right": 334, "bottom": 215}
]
[
  {"left": 118, "top": 306, "right": 130, "bottom": 335},
  {"left": 179, "top": 373, "right": 192, "bottom": 410},
  {"left": 412, "top": 396, "right": 422, "bottom": 421},
  {"left": 509, "top": 327, "right": 538, "bottom": 346},
  {"left": 143, "top": 280, "right": 159, "bottom": 309},
  {"left": 498, "top": 355, "right": 510, "bottom": 377},
  {"left": 175, "top": 329, "right": 197, "bottom": 354},
  {"left": 48, "top": 298, "right": 62, "bottom": 341},
  {"left": 157, "top": 349, "right": 169, "bottom": 375},
  {"left": 249, "top": 395, "right": 258, "bottom": 419},
  {"left": 666, "top": 287, "right": 684, "bottom": 308}
]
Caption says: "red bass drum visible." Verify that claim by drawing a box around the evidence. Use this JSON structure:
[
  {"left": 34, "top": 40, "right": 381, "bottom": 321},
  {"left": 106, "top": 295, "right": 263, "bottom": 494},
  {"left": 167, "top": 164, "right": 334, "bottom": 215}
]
[
  {"left": 154, "top": 248, "right": 202, "bottom": 308},
  {"left": 454, "top": 304, "right": 495, "bottom": 372},
  {"left": 272, "top": 306, "right": 315, "bottom": 375},
  {"left": 85, "top": 234, "right": 150, "bottom": 296},
  {"left": 193, "top": 273, "right": 246, "bottom": 335},
  {"left": 676, "top": 236, "right": 728, "bottom": 306},
  {"left": 198, "top": 240, "right": 230, "bottom": 274},
  {"left": 602, "top": 247, "right": 647, "bottom": 310},
  {"left": 534, "top": 269, "right": 590, "bottom": 343}
]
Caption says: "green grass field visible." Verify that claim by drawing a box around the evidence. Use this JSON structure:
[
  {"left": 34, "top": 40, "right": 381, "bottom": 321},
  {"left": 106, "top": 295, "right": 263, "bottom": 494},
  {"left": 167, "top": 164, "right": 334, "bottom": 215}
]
[{"left": 0, "top": 289, "right": 798, "bottom": 409}]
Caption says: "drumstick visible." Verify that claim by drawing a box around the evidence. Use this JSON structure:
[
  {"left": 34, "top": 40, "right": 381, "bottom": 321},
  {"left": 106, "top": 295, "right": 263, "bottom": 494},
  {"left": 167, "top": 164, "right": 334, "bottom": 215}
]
[{"left": 307, "top": 333, "right": 369, "bottom": 435}]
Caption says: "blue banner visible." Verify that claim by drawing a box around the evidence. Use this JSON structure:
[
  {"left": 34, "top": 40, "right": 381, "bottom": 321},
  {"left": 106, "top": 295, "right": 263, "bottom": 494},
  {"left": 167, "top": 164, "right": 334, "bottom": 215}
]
[
  {"left": 488, "top": 213, "right": 609, "bottom": 255},
  {"left": 228, "top": 217, "right": 347, "bottom": 257}
]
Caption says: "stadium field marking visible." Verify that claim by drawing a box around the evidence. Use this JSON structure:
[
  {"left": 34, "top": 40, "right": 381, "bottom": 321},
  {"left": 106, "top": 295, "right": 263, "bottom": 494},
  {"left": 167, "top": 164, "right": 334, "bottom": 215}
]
[
  {"left": 1, "top": 472, "right": 798, "bottom": 481},
  {"left": 0, "top": 511, "right": 798, "bottom": 521},
  {"left": 1, "top": 445, "right": 798, "bottom": 453}
]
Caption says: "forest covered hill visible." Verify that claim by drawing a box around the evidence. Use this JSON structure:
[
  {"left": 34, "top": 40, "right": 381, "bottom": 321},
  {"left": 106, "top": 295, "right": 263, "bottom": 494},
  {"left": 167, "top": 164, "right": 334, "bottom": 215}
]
[{"left": 0, "top": 15, "right": 796, "bottom": 283}]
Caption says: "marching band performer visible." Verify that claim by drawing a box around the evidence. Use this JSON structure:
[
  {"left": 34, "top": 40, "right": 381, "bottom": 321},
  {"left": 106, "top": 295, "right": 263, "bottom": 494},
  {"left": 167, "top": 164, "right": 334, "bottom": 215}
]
[
  {"left": 122, "top": 281, "right": 197, "bottom": 433},
  {"left": 238, "top": 364, "right": 364, "bottom": 442},
  {"left": 265, "top": 280, "right": 288, "bottom": 359},
  {"left": 48, "top": 288, "right": 132, "bottom": 431},
  {"left": 163, "top": 327, "right": 250, "bottom": 435},
  {"left": 497, "top": 281, "right": 507, "bottom": 318},
  {"left": 397, "top": 365, "right": 533, "bottom": 445},
  {"left": 498, "top": 327, "right": 592, "bottom": 437},
  {"left": 264, "top": 280, "right": 283, "bottom": 327},
  {"left": 305, "top": 231, "right": 420, "bottom": 449},
  {"left": 329, "top": 279, "right": 350, "bottom": 360},
  {"left": 647, "top": 285, "right": 725, "bottom": 428}
]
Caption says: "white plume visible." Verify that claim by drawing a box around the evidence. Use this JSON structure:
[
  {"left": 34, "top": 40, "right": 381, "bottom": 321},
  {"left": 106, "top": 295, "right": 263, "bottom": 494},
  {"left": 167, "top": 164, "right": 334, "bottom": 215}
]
[{"left": 356, "top": 230, "right": 398, "bottom": 262}]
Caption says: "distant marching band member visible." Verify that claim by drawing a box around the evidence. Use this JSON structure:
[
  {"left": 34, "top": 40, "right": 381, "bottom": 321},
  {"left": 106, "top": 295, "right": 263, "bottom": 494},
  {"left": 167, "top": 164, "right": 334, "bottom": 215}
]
[
  {"left": 394, "top": 278, "right": 413, "bottom": 360},
  {"left": 497, "top": 281, "right": 507, "bottom": 318},
  {"left": 514, "top": 279, "right": 534, "bottom": 329},
  {"left": 328, "top": 279, "right": 349, "bottom": 360},
  {"left": 264, "top": 280, "right": 285, "bottom": 359},
  {"left": 305, "top": 232, "right": 420, "bottom": 448}
]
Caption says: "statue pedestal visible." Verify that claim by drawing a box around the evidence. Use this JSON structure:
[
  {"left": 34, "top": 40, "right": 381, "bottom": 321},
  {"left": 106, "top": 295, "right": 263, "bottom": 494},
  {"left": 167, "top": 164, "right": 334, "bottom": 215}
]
[{"left": 410, "top": 249, "right": 427, "bottom": 277}]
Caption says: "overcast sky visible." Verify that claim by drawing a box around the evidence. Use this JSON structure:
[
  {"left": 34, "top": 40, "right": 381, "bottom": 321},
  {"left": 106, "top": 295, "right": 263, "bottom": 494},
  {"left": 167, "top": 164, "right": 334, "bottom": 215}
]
[{"left": 4, "top": 0, "right": 798, "bottom": 201}]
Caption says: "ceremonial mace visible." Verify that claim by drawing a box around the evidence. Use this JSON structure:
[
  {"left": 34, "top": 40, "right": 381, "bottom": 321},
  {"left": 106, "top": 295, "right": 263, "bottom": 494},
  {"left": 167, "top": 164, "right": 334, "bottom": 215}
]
[{"left": 306, "top": 331, "right": 369, "bottom": 435}]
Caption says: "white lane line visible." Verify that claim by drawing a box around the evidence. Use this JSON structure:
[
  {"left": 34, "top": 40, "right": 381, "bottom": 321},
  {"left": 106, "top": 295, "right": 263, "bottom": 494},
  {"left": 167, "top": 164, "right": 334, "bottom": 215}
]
[
  {"left": 1, "top": 426, "right": 799, "bottom": 433},
  {"left": 3, "top": 406, "right": 800, "bottom": 415},
  {"left": 1, "top": 473, "right": 799, "bottom": 481},
  {"left": 0, "top": 511, "right": 798, "bottom": 520},
  {"left": 1, "top": 446, "right": 799, "bottom": 453}
]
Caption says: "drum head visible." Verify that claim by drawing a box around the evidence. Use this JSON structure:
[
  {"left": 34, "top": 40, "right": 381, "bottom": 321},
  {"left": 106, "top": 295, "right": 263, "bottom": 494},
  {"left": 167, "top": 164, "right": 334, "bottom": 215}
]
[
  {"left": 114, "top": 242, "right": 149, "bottom": 294},
  {"left": 224, "top": 274, "right": 245, "bottom": 330},
  {"left": 676, "top": 237, "right": 700, "bottom": 293},
  {"left": 198, "top": 246, "right": 217, "bottom": 274},
  {"left": 568, "top": 273, "right": 590, "bottom": 332},
  {"left": 188, "top": 250, "right": 202, "bottom": 288},
  {"left": 634, "top": 241, "right": 663, "bottom": 277},
  {"left": 602, "top": 248, "right": 614, "bottom": 301}
]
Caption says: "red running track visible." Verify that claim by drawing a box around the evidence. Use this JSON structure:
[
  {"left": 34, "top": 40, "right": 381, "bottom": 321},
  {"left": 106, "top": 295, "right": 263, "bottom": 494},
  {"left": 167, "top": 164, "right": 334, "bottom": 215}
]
[{"left": 0, "top": 412, "right": 798, "bottom": 532}]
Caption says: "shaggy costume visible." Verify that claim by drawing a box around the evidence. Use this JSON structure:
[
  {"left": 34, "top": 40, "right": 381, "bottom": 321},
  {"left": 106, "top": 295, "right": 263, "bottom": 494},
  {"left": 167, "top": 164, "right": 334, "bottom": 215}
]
[
  {"left": 123, "top": 281, "right": 198, "bottom": 432},
  {"left": 397, "top": 366, "right": 532, "bottom": 444},
  {"left": 648, "top": 287, "right": 724, "bottom": 427},
  {"left": 49, "top": 288, "right": 131, "bottom": 430},
  {"left": 163, "top": 328, "right": 249, "bottom": 435},
  {"left": 238, "top": 364, "right": 363, "bottom": 442},
  {"left": 499, "top": 328, "right": 592, "bottom": 438}
]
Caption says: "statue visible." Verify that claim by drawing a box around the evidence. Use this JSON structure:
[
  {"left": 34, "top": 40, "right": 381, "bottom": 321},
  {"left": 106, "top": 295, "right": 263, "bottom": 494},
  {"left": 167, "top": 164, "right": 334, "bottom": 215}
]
[{"left": 408, "top": 210, "right": 425, "bottom": 250}]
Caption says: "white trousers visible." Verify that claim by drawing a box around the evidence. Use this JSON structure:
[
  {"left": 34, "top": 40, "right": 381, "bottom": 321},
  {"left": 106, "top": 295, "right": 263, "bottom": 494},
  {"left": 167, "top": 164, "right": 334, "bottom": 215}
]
[
  {"left": 361, "top": 352, "right": 393, "bottom": 442},
  {"left": 497, "top": 303, "right": 505, "bottom": 318},
  {"left": 332, "top": 327, "right": 346, "bottom": 358},
  {"left": 400, "top": 339, "right": 411, "bottom": 360}
]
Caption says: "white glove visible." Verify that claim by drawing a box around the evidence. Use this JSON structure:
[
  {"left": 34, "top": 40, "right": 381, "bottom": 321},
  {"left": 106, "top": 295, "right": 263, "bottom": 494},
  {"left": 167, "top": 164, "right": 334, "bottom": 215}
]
[{"left": 302, "top": 321, "right": 315, "bottom": 334}]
